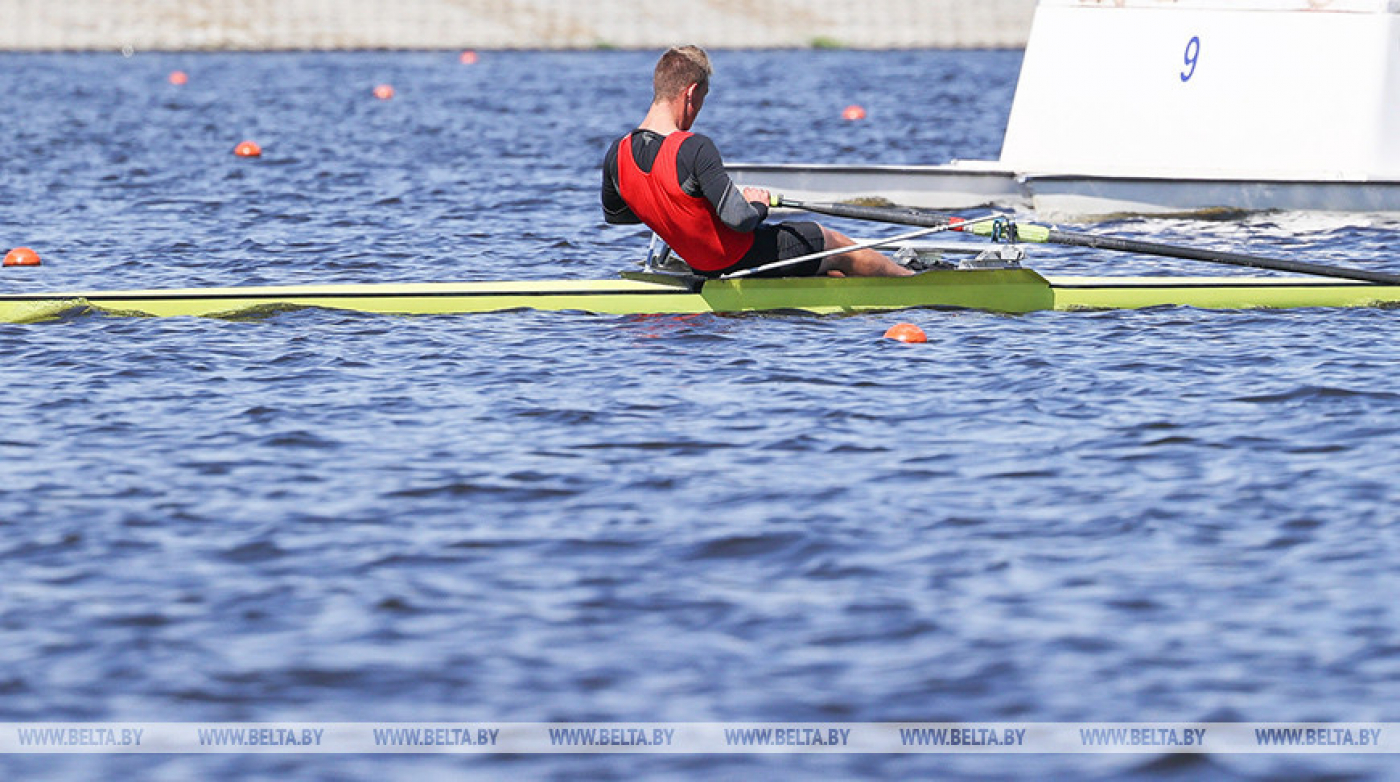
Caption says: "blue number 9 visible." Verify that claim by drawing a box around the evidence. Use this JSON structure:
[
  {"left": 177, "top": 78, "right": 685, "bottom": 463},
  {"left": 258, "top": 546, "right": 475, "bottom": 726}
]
[{"left": 1181, "top": 36, "right": 1200, "bottom": 82}]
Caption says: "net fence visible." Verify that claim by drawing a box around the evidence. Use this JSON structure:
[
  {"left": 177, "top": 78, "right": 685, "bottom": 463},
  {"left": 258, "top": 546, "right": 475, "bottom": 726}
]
[{"left": 0, "top": 0, "right": 1037, "bottom": 50}]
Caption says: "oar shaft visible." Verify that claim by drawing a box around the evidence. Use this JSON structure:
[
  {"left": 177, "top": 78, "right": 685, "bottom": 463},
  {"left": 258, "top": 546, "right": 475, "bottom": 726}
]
[
  {"left": 1041, "top": 229, "right": 1400, "bottom": 286},
  {"left": 774, "top": 197, "right": 954, "bottom": 228},
  {"left": 966, "top": 219, "right": 1400, "bottom": 285}
]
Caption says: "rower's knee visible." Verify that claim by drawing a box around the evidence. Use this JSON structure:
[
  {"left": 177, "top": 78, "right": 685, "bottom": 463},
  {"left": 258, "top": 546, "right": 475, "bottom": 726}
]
[
  {"left": 821, "top": 226, "right": 852, "bottom": 250},
  {"left": 816, "top": 225, "right": 912, "bottom": 277}
]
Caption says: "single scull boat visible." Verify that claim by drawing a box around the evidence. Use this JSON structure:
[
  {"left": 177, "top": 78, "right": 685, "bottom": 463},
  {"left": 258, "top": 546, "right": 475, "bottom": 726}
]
[
  {"left": 2, "top": 266, "right": 1399, "bottom": 324},
  {"left": 4, "top": 205, "right": 1396, "bottom": 323}
]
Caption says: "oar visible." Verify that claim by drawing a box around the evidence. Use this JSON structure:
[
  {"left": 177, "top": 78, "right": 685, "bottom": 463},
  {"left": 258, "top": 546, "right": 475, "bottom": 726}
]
[
  {"left": 776, "top": 197, "right": 1400, "bottom": 286},
  {"left": 772, "top": 196, "right": 955, "bottom": 228},
  {"left": 721, "top": 213, "right": 1002, "bottom": 279}
]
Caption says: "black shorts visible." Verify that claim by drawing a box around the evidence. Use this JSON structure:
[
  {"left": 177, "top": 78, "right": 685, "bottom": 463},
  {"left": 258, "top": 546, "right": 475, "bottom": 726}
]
[{"left": 697, "top": 222, "right": 826, "bottom": 278}]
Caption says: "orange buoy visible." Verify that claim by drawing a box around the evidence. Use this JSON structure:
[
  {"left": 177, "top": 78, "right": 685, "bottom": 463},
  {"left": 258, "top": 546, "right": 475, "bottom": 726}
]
[
  {"left": 3, "top": 247, "right": 41, "bottom": 267},
  {"left": 459, "top": 50, "right": 479, "bottom": 65},
  {"left": 168, "top": 70, "right": 188, "bottom": 86},
  {"left": 373, "top": 84, "right": 395, "bottom": 100},
  {"left": 842, "top": 104, "right": 867, "bottom": 121},
  {"left": 234, "top": 140, "right": 262, "bottom": 158},
  {"left": 883, "top": 323, "right": 927, "bottom": 343}
]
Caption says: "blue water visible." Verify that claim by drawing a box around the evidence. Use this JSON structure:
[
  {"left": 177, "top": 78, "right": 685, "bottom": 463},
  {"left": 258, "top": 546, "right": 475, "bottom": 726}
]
[{"left": 3, "top": 50, "right": 1400, "bottom": 780}]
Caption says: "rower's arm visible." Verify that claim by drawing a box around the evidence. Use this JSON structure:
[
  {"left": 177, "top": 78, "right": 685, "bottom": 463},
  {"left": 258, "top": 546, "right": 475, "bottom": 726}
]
[
  {"left": 601, "top": 140, "right": 641, "bottom": 225},
  {"left": 680, "top": 135, "right": 768, "bottom": 233}
]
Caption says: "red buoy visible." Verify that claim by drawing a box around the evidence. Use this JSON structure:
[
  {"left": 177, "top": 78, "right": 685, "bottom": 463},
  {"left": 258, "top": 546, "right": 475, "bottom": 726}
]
[
  {"left": 234, "top": 140, "right": 262, "bottom": 158},
  {"left": 460, "top": 50, "right": 479, "bottom": 65},
  {"left": 3, "top": 247, "right": 41, "bottom": 267},
  {"left": 842, "top": 104, "right": 867, "bottom": 121},
  {"left": 883, "top": 323, "right": 927, "bottom": 343},
  {"left": 169, "top": 70, "right": 189, "bottom": 86},
  {"left": 373, "top": 84, "right": 395, "bottom": 100}
]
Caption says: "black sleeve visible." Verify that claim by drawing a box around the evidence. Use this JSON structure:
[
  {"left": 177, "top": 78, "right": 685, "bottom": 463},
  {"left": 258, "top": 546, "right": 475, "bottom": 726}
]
[
  {"left": 601, "top": 138, "right": 641, "bottom": 225},
  {"left": 677, "top": 134, "right": 768, "bottom": 233}
]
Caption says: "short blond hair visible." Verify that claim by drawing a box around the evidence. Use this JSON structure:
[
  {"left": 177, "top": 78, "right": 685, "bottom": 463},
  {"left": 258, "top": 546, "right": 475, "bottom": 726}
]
[{"left": 653, "top": 45, "right": 712, "bottom": 102}]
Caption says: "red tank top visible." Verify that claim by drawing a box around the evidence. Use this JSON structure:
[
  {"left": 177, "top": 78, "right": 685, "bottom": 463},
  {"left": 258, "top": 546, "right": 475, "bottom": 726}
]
[{"left": 616, "top": 132, "right": 754, "bottom": 272}]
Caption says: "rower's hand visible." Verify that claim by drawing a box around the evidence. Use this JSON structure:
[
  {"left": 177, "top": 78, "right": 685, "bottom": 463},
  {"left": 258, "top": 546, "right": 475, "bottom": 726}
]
[{"left": 741, "top": 187, "right": 771, "bottom": 206}]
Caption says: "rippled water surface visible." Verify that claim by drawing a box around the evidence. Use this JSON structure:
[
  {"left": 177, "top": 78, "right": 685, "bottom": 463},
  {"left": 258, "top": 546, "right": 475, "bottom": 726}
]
[{"left": 3, "top": 51, "right": 1400, "bottom": 780}]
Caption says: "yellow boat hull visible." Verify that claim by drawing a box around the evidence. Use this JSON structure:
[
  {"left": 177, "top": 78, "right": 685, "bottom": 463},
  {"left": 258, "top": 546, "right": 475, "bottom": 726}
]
[{"left": 2, "top": 269, "right": 1398, "bottom": 324}]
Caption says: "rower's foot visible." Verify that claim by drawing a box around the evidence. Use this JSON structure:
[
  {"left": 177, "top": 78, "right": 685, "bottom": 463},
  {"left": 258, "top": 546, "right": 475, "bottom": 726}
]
[{"left": 894, "top": 248, "right": 955, "bottom": 273}]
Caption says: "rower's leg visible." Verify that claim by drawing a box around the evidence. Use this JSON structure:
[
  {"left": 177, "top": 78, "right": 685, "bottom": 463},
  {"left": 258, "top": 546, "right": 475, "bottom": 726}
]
[{"left": 816, "top": 228, "right": 915, "bottom": 277}]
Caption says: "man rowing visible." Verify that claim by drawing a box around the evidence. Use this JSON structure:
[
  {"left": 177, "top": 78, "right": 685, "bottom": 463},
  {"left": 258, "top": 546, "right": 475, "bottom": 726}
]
[{"left": 602, "top": 45, "right": 913, "bottom": 278}]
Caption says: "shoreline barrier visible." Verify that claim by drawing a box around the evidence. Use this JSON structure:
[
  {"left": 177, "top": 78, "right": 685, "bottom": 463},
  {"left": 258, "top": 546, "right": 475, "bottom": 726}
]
[{"left": 0, "top": 0, "right": 1037, "bottom": 51}]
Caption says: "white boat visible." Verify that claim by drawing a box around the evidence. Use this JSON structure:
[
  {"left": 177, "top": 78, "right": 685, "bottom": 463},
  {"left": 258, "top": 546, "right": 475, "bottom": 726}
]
[{"left": 730, "top": 0, "right": 1400, "bottom": 218}]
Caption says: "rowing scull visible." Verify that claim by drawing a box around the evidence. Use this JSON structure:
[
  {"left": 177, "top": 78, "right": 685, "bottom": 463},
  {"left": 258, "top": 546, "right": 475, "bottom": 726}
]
[{"left": 3, "top": 267, "right": 1399, "bottom": 324}]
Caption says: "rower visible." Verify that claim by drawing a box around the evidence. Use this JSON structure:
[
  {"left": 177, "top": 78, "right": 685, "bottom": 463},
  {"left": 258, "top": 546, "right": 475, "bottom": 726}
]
[{"left": 601, "top": 45, "right": 913, "bottom": 279}]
